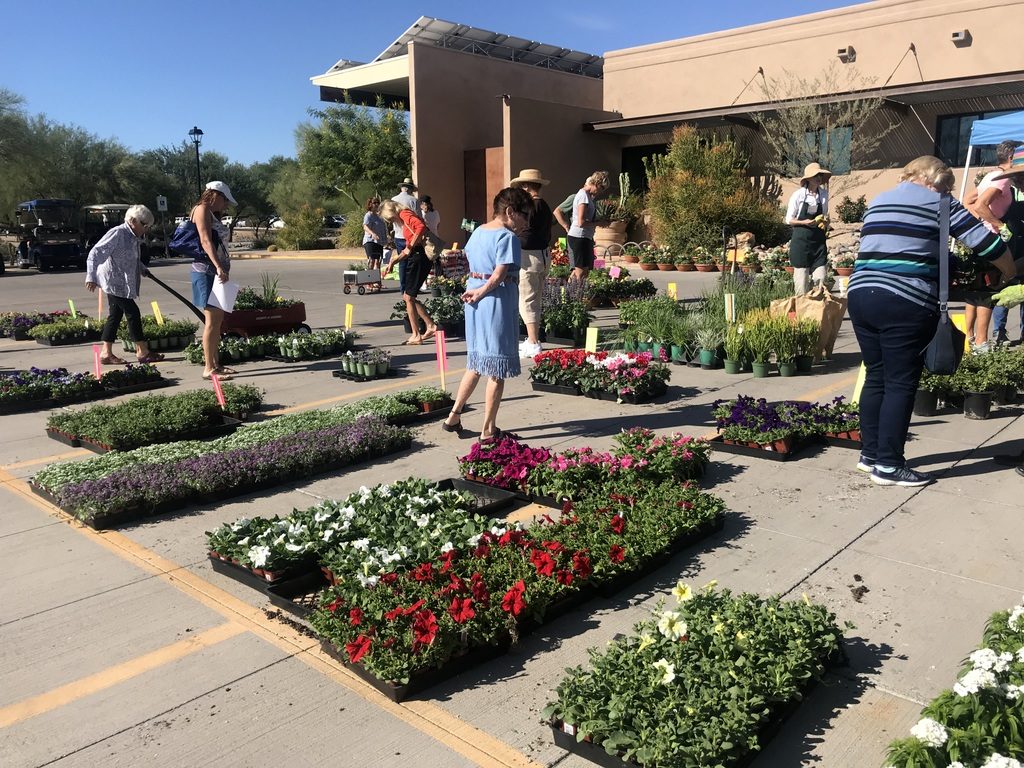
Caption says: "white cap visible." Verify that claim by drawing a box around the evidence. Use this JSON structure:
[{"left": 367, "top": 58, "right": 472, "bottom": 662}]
[{"left": 205, "top": 181, "right": 237, "bottom": 206}]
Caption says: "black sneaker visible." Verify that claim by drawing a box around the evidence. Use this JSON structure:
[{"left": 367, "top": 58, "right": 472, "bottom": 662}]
[
  {"left": 996, "top": 330, "right": 1010, "bottom": 345},
  {"left": 856, "top": 455, "right": 876, "bottom": 473},
  {"left": 871, "top": 466, "right": 932, "bottom": 487}
]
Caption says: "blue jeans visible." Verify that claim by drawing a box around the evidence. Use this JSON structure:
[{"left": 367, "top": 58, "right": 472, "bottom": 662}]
[
  {"left": 848, "top": 288, "right": 938, "bottom": 467},
  {"left": 190, "top": 270, "right": 214, "bottom": 309}
]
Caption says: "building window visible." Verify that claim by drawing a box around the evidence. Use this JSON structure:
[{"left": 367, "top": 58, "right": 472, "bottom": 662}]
[
  {"left": 801, "top": 126, "right": 852, "bottom": 175},
  {"left": 936, "top": 110, "right": 1016, "bottom": 166}
]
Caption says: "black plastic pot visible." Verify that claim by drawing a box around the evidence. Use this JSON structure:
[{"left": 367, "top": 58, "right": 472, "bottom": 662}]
[
  {"left": 913, "top": 389, "right": 938, "bottom": 417},
  {"left": 795, "top": 354, "right": 814, "bottom": 373},
  {"left": 993, "top": 384, "right": 1017, "bottom": 406},
  {"left": 963, "top": 391, "right": 994, "bottom": 420}
]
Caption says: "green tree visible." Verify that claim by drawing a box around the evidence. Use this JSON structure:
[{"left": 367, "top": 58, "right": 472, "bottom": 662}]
[
  {"left": 645, "top": 125, "right": 786, "bottom": 253},
  {"left": 297, "top": 96, "right": 410, "bottom": 207}
]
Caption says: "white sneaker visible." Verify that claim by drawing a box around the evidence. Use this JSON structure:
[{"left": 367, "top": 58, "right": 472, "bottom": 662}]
[{"left": 521, "top": 341, "right": 542, "bottom": 358}]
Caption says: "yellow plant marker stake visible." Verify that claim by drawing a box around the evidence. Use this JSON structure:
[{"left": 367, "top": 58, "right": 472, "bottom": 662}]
[
  {"left": 68, "top": 299, "right": 78, "bottom": 318},
  {"left": 151, "top": 301, "right": 165, "bottom": 325},
  {"left": 951, "top": 313, "right": 970, "bottom": 354},
  {"left": 851, "top": 363, "right": 867, "bottom": 404},
  {"left": 345, "top": 304, "right": 354, "bottom": 330},
  {"left": 584, "top": 326, "right": 599, "bottom": 353},
  {"left": 667, "top": 282, "right": 677, "bottom": 300}
]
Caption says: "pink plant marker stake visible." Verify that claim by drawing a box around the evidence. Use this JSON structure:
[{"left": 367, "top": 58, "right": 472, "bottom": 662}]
[
  {"left": 92, "top": 344, "right": 102, "bottom": 379},
  {"left": 211, "top": 373, "right": 227, "bottom": 408}
]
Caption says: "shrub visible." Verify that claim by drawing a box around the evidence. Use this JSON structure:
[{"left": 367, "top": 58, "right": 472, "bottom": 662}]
[
  {"left": 836, "top": 195, "right": 867, "bottom": 224},
  {"left": 336, "top": 216, "right": 365, "bottom": 248},
  {"left": 646, "top": 125, "right": 785, "bottom": 253},
  {"left": 275, "top": 205, "right": 325, "bottom": 250}
]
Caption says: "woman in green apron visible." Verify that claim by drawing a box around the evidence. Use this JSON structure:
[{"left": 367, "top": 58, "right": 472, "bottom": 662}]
[{"left": 785, "top": 163, "right": 831, "bottom": 295}]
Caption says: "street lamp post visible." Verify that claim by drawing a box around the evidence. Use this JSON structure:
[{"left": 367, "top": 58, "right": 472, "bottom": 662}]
[{"left": 188, "top": 126, "right": 204, "bottom": 200}]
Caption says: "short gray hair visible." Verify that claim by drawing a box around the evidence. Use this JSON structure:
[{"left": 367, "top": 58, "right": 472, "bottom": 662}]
[{"left": 125, "top": 204, "right": 154, "bottom": 227}]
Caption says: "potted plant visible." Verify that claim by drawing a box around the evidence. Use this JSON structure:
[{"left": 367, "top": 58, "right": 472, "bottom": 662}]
[
  {"left": 669, "top": 318, "right": 692, "bottom": 363},
  {"left": 952, "top": 357, "right": 996, "bottom": 419},
  {"left": 675, "top": 253, "right": 695, "bottom": 272},
  {"left": 832, "top": 253, "right": 856, "bottom": 276},
  {"left": 723, "top": 323, "right": 745, "bottom": 374},
  {"left": 774, "top": 317, "right": 799, "bottom": 377},
  {"left": 742, "top": 311, "right": 775, "bottom": 378},
  {"left": 795, "top": 318, "right": 820, "bottom": 373},
  {"left": 915, "top": 370, "right": 950, "bottom": 416},
  {"left": 695, "top": 325, "right": 722, "bottom": 368},
  {"left": 692, "top": 247, "right": 715, "bottom": 272},
  {"left": 655, "top": 246, "right": 675, "bottom": 271},
  {"left": 637, "top": 246, "right": 658, "bottom": 272},
  {"left": 621, "top": 243, "right": 642, "bottom": 264},
  {"left": 741, "top": 248, "right": 762, "bottom": 274}
]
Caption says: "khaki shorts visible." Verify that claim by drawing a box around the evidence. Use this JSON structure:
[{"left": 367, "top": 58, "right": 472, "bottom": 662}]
[{"left": 518, "top": 248, "right": 549, "bottom": 324}]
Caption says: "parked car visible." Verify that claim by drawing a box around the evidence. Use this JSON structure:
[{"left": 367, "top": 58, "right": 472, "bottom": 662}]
[
  {"left": 270, "top": 216, "right": 285, "bottom": 229},
  {"left": 11, "top": 200, "right": 84, "bottom": 271},
  {"left": 324, "top": 214, "right": 347, "bottom": 228}
]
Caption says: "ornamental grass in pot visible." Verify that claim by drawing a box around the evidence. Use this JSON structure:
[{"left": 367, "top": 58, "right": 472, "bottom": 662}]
[{"left": 723, "top": 323, "right": 745, "bottom": 374}]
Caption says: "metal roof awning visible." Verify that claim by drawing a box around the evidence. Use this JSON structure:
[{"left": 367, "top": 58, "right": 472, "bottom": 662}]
[
  {"left": 589, "top": 71, "right": 1024, "bottom": 136},
  {"left": 311, "top": 16, "right": 603, "bottom": 107}
]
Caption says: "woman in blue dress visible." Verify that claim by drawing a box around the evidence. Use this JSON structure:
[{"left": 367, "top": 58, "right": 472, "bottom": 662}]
[{"left": 442, "top": 187, "right": 533, "bottom": 442}]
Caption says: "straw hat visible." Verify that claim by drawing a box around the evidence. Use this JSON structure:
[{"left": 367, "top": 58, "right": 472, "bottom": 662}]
[
  {"left": 800, "top": 163, "right": 832, "bottom": 182},
  {"left": 397, "top": 177, "right": 417, "bottom": 190},
  {"left": 992, "top": 148, "right": 1024, "bottom": 181},
  {"left": 509, "top": 169, "right": 550, "bottom": 186}
]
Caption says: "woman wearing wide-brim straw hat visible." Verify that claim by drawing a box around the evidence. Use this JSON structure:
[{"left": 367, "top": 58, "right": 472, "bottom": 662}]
[
  {"left": 785, "top": 162, "right": 832, "bottom": 295},
  {"left": 509, "top": 169, "right": 554, "bottom": 358}
]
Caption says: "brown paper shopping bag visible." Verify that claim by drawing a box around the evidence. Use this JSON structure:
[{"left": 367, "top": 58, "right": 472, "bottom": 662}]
[{"left": 794, "top": 285, "right": 847, "bottom": 358}]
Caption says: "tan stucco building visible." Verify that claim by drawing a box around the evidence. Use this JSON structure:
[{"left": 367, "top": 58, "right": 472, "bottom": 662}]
[{"left": 312, "top": 1, "right": 1024, "bottom": 239}]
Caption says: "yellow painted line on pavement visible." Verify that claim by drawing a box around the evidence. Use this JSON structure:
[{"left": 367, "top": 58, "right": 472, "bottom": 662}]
[
  {"left": 0, "top": 470, "right": 539, "bottom": 768},
  {"left": 2, "top": 449, "right": 90, "bottom": 470},
  {"left": 0, "top": 622, "right": 245, "bottom": 728}
]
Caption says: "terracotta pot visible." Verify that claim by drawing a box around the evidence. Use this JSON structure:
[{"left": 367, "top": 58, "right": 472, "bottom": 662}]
[
  {"left": 656, "top": 263, "right": 675, "bottom": 271},
  {"left": 770, "top": 437, "right": 794, "bottom": 453},
  {"left": 622, "top": 254, "right": 639, "bottom": 263},
  {"left": 836, "top": 267, "right": 855, "bottom": 276},
  {"left": 694, "top": 264, "right": 715, "bottom": 272},
  {"left": 638, "top": 263, "right": 656, "bottom": 271},
  {"left": 784, "top": 266, "right": 795, "bottom": 274},
  {"left": 677, "top": 263, "right": 695, "bottom": 271}
]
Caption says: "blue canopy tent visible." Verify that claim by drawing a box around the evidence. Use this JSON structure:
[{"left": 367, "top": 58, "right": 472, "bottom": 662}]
[{"left": 959, "top": 110, "right": 1024, "bottom": 198}]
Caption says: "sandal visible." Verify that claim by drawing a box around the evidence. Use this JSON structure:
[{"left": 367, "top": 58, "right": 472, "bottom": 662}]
[
  {"left": 421, "top": 325, "right": 438, "bottom": 341},
  {"left": 215, "top": 366, "right": 237, "bottom": 375},
  {"left": 202, "top": 371, "right": 233, "bottom": 381},
  {"left": 402, "top": 337, "right": 423, "bottom": 346},
  {"left": 136, "top": 353, "right": 165, "bottom": 364},
  {"left": 99, "top": 355, "right": 127, "bottom": 365},
  {"left": 441, "top": 411, "right": 464, "bottom": 433}
]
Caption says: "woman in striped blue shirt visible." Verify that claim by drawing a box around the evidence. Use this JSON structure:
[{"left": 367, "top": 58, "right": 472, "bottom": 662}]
[{"left": 848, "top": 155, "right": 1015, "bottom": 487}]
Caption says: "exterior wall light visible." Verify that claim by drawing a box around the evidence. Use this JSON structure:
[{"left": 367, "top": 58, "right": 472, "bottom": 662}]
[
  {"left": 951, "top": 29, "right": 972, "bottom": 47},
  {"left": 837, "top": 46, "right": 856, "bottom": 63}
]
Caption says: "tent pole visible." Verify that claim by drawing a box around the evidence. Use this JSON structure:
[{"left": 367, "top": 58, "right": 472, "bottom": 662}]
[{"left": 959, "top": 144, "right": 973, "bottom": 201}]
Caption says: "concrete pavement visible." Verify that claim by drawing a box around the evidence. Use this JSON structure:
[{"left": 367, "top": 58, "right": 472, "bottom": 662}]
[{"left": 1, "top": 255, "right": 1022, "bottom": 767}]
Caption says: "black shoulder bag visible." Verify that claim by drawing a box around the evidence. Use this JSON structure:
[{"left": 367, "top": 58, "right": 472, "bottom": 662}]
[{"left": 923, "top": 195, "right": 966, "bottom": 375}]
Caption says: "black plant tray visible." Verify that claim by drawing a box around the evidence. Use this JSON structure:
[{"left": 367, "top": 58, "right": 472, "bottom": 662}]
[
  {"left": 266, "top": 570, "right": 330, "bottom": 619},
  {"left": 390, "top": 403, "right": 454, "bottom": 427},
  {"left": 44, "top": 428, "right": 80, "bottom": 447},
  {"left": 103, "top": 378, "right": 174, "bottom": 397},
  {"left": 34, "top": 331, "right": 103, "bottom": 346},
  {"left": 594, "top": 514, "right": 724, "bottom": 598},
  {"left": 544, "top": 334, "right": 581, "bottom": 348},
  {"left": 584, "top": 382, "right": 668, "bottom": 405},
  {"left": 708, "top": 434, "right": 817, "bottom": 462},
  {"left": 76, "top": 415, "right": 243, "bottom": 454},
  {"left": 435, "top": 478, "right": 518, "bottom": 515},
  {"left": 821, "top": 434, "right": 861, "bottom": 449},
  {"left": 265, "top": 352, "right": 342, "bottom": 363},
  {"left": 531, "top": 381, "right": 581, "bottom": 397},
  {"left": 332, "top": 368, "right": 398, "bottom": 383},
  {"left": 548, "top": 644, "right": 847, "bottom": 768},
  {"left": 209, "top": 554, "right": 319, "bottom": 592},
  {"left": 33, "top": 437, "right": 413, "bottom": 529},
  {"left": 321, "top": 637, "right": 512, "bottom": 703},
  {"left": 461, "top": 475, "right": 531, "bottom": 503}
]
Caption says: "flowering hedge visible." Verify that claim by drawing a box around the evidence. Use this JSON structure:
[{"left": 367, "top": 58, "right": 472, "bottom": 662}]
[
  {"left": 309, "top": 480, "right": 725, "bottom": 686},
  {"left": 206, "top": 478, "right": 498, "bottom": 579},
  {"left": 712, "top": 396, "right": 860, "bottom": 445},
  {"left": 530, "top": 350, "right": 670, "bottom": 398},
  {"left": 459, "top": 428, "right": 710, "bottom": 499},
  {"left": 885, "top": 597, "right": 1024, "bottom": 768},
  {"left": 544, "top": 586, "right": 844, "bottom": 767}
]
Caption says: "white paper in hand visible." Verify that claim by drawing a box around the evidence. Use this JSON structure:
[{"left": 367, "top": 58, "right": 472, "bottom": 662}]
[{"left": 207, "top": 279, "right": 240, "bottom": 312}]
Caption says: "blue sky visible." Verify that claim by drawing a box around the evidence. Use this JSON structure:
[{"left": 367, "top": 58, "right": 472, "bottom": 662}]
[{"left": 6, "top": 0, "right": 857, "bottom": 164}]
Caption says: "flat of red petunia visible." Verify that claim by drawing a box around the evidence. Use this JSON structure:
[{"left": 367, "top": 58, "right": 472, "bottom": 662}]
[
  {"left": 411, "top": 608, "right": 439, "bottom": 651},
  {"left": 345, "top": 634, "right": 372, "bottom": 663},
  {"left": 448, "top": 597, "right": 476, "bottom": 624},
  {"left": 501, "top": 579, "right": 527, "bottom": 616},
  {"left": 609, "top": 544, "right": 626, "bottom": 563},
  {"left": 349, "top": 607, "right": 363, "bottom": 626}
]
